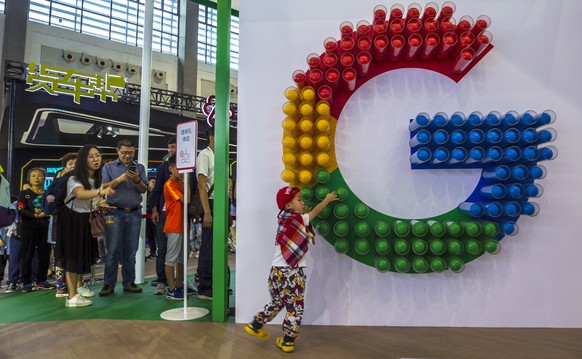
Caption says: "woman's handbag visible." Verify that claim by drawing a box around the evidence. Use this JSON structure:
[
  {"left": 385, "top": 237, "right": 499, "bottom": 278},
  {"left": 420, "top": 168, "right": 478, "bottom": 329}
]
[{"left": 89, "top": 211, "right": 106, "bottom": 237}]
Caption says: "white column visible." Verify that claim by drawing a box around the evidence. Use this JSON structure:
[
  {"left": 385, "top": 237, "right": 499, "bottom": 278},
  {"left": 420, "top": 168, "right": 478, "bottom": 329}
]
[{"left": 136, "top": 0, "right": 154, "bottom": 284}]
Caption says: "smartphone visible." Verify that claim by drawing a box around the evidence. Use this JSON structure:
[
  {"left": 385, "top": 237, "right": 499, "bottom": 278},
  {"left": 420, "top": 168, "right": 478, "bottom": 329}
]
[{"left": 127, "top": 164, "right": 137, "bottom": 172}]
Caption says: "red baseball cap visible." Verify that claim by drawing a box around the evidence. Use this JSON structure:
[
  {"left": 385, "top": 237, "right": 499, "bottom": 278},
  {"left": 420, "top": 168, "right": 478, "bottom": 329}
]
[{"left": 276, "top": 186, "right": 301, "bottom": 210}]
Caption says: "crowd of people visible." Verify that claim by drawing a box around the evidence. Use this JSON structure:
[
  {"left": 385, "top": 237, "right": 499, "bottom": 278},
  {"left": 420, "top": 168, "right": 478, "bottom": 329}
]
[
  {"left": 0, "top": 128, "right": 235, "bottom": 308},
  {"left": 0, "top": 130, "right": 339, "bottom": 354}
]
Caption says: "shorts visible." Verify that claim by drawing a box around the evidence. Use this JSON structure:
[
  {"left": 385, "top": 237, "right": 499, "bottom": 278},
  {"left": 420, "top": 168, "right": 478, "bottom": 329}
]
[{"left": 165, "top": 232, "right": 184, "bottom": 266}]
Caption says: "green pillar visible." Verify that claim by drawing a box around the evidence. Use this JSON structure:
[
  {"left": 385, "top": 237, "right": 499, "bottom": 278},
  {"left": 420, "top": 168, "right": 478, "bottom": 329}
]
[{"left": 212, "top": 0, "right": 232, "bottom": 322}]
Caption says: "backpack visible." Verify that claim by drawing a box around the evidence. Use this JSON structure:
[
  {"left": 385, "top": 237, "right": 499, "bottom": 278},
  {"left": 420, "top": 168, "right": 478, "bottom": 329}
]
[
  {"left": 189, "top": 184, "right": 213, "bottom": 219},
  {"left": 0, "top": 174, "right": 16, "bottom": 227},
  {"left": 42, "top": 173, "right": 74, "bottom": 215}
]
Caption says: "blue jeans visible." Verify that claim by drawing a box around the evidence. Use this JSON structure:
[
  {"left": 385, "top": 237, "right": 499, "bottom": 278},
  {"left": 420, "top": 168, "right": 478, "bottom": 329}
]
[
  {"left": 104, "top": 210, "right": 142, "bottom": 287},
  {"left": 7, "top": 236, "right": 38, "bottom": 284},
  {"left": 8, "top": 236, "right": 21, "bottom": 284},
  {"left": 155, "top": 211, "right": 168, "bottom": 284}
]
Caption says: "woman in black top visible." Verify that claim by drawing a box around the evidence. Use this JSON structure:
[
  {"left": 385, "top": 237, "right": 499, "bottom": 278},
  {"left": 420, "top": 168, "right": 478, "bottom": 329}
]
[{"left": 17, "top": 167, "right": 54, "bottom": 291}]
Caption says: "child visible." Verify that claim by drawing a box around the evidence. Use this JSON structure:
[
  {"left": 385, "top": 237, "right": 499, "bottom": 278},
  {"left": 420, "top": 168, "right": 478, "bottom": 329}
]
[
  {"left": 163, "top": 156, "right": 193, "bottom": 300},
  {"left": 245, "top": 185, "right": 338, "bottom": 353},
  {"left": 17, "top": 167, "right": 54, "bottom": 292}
]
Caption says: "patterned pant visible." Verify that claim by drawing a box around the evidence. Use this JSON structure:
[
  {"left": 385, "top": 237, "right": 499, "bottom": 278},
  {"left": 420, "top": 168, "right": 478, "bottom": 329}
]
[{"left": 254, "top": 266, "right": 306, "bottom": 338}]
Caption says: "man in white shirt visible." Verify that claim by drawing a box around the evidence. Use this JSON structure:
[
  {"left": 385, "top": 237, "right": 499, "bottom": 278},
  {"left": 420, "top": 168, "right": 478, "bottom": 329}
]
[{"left": 196, "top": 127, "right": 215, "bottom": 300}]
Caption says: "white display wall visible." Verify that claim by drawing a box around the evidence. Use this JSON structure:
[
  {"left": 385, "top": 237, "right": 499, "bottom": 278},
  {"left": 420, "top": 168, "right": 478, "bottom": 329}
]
[{"left": 236, "top": 0, "right": 582, "bottom": 327}]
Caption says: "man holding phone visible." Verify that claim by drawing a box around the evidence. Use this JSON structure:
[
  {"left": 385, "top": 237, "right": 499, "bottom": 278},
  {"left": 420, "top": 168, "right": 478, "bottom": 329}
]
[{"left": 99, "top": 139, "right": 147, "bottom": 297}]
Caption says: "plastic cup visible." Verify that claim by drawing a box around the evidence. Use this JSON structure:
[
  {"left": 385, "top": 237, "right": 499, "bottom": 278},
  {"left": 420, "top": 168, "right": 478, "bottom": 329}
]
[
  {"left": 339, "top": 35, "right": 355, "bottom": 55},
  {"left": 456, "top": 15, "right": 473, "bottom": 36},
  {"left": 394, "top": 221, "right": 410, "bottom": 237},
  {"left": 355, "top": 222, "right": 370, "bottom": 237},
  {"left": 389, "top": 4, "right": 404, "bottom": 22},
  {"left": 412, "top": 257, "right": 429, "bottom": 273},
  {"left": 447, "top": 239, "right": 464, "bottom": 255},
  {"left": 315, "top": 221, "right": 331, "bottom": 236},
  {"left": 447, "top": 256, "right": 465, "bottom": 273},
  {"left": 388, "top": 34, "right": 405, "bottom": 62},
  {"left": 306, "top": 53, "right": 321, "bottom": 70},
  {"left": 375, "top": 221, "right": 390, "bottom": 237},
  {"left": 334, "top": 204, "right": 349, "bottom": 219},
  {"left": 430, "top": 257, "right": 446, "bottom": 272},
  {"left": 354, "top": 203, "right": 369, "bottom": 218},
  {"left": 436, "top": 1, "right": 456, "bottom": 23},
  {"left": 317, "top": 85, "right": 332, "bottom": 104},
  {"left": 342, "top": 68, "right": 357, "bottom": 92},
  {"left": 413, "top": 240, "right": 429, "bottom": 255},
  {"left": 292, "top": 70, "right": 306, "bottom": 89},
  {"left": 308, "top": 68, "right": 324, "bottom": 89},
  {"left": 333, "top": 221, "right": 349, "bottom": 237},
  {"left": 373, "top": 5, "right": 387, "bottom": 22},
  {"left": 429, "top": 239, "right": 446, "bottom": 255},
  {"left": 356, "top": 20, "right": 371, "bottom": 38},
  {"left": 448, "top": 147, "right": 468, "bottom": 164},
  {"left": 325, "top": 68, "right": 340, "bottom": 91},
  {"left": 451, "top": 46, "right": 475, "bottom": 74},
  {"left": 410, "top": 147, "right": 432, "bottom": 164},
  {"left": 409, "top": 112, "right": 430, "bottom": 132},
  {"left": 427, "top": 220, "right": 445, "bottom": 237},
  {"left": 407, "top": 3, "right": 422, "bottom": 19},
  {"left": 339, "top": 21, "right": 353, "bottom": 37},
  {"left": 375, "top": 239, "right": 390, "bottom": 255},
  {"left": 375, "top": 256, "right": 390, "bottom": 273},
  {"left": 438, "top": 17, "right": 456, "bottom": 36},
  {"left": 436, "top": 32, "right": 458, "bottom": 60},
  {"left": 471, "top": 15, "right": 491, "bottom": 36},
  {"left": 422, "top": 2, "right": 439, "bottom": 23},
  {"left": 372, "top": 19, "right": 388, "bottom": 37},
  {"left": 356, "top": 51, "right": 371, "bottom": 77},
  {"left": 404, "top": 33, "right": 423, "bottom": 61},
  {"left": 372, "top": 35, "right": 388, "bottom": 62},
  {"left": 389, "top": 18, "right": 405, "bottom": 37},
  {"left": 420, "top": 32, "right": 440, "bottom": 60},
  {"left": 472, "top": 30, "right": 492, "bottom": 56},
  {"left": 334, "top": 239, "right": 349, "bottom": 253},
  {"left": 405, "top": 18, "right": 422, "bottom": 37},
  {"left": 394, "top": 257, "right": 411, "bottom": 273},
  {"left": 355, "top": 238, "right": 370, "bottom": 255},
  {"left": 394, "top": 240, "right": 410, "bottom": 255},
  {"left": 323, "top": 37, "right": 338, "bottom": 54},
  {"left": 357, "top": 36, "right": 372, "bottom": 52},
  {"left": 315, "top": 169, "right": 330, "bottom": 183},
  {"left": 335, "top": 187, "right": 348, "bottom": 201},
  {"left": 422, "top": 18, "right": 439, "bottom": 37},
  {"left": 340, "top": 52, "right": 355, "bottom": 69}
]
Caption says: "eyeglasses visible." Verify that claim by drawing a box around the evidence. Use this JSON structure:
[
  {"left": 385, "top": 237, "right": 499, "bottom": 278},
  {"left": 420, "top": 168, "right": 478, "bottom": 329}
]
[{"left": 119, "top": 151, "right": 135, "bottom": 156}]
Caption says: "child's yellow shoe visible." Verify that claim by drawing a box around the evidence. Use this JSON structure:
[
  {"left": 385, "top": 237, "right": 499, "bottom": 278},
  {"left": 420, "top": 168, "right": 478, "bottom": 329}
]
[
  {"left": 245, "top": 323, "right": 269, "bottom": 340},
  {"left": 276, "top": 337, "right": 295, "bottom": 353}
]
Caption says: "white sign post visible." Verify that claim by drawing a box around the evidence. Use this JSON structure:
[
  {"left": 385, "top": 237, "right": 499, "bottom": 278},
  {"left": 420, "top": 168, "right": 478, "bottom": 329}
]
[{"left": 161, "top": 120, "right": 209, "bottom": 321}]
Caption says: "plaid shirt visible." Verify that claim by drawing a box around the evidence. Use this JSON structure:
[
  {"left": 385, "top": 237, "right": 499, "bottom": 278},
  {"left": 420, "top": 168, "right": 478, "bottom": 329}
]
[{"left": 275, "top": 210, "right": 316, "bottom": 268}]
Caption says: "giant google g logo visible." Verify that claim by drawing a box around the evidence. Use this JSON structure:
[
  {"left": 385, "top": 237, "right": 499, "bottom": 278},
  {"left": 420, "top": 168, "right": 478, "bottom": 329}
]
[{"left": 280, "top": 2, "right": 557, "bottom": 274}]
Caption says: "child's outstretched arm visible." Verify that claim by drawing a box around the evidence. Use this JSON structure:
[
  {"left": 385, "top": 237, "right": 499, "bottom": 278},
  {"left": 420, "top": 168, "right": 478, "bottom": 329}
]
[{"left": 307, "top": 192, "right": 339, "bottom": 221}]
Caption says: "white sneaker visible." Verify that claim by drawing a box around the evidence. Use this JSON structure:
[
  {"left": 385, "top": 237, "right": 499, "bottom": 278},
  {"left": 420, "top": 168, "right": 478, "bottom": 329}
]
[
  {"left": 77, "top": 285, "right": 95, "bottom": 298},
  {"left": 197, "top": 294, "right": 213, "bottom": 300},
  {"left": 153, "top": 282, "right": 166, "bottom": 295},
  {"left": 65, "top": 294, "right": 93, "bottom": 308}
]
